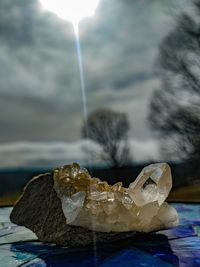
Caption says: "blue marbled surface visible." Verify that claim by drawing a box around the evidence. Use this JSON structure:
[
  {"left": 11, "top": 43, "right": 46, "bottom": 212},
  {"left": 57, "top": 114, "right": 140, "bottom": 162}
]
[{"left": 0, "top": 204, "right": 199, "bottom": 267}]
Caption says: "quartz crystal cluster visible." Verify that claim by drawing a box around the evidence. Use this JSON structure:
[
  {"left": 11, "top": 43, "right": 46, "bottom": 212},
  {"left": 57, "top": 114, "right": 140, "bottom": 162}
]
[{"left": 53, "top": 163, "right": 179, "bottom": 233}]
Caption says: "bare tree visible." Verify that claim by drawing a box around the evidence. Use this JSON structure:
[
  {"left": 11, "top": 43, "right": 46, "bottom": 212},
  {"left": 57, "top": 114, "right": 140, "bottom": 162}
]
[
  {"left": 149, "top": 1, "right": 200, "bottom": 163},
  {"left": 82, "top": 108, "right": 131, "bottom": 167}
]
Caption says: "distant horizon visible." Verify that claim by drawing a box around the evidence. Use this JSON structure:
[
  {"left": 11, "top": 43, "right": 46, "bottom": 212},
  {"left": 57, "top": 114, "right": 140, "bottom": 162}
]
[{"left": 0, "top": 139, "right": 160, "bottom": 169}]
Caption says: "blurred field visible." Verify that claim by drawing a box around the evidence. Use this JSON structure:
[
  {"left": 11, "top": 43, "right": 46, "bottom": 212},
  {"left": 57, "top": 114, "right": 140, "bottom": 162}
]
[
  {"left": 0, "top": 192, "right": 20, "bottom": 206},
  {"left": 168, "top": 183, "right": 200, "bottom": 202},
  {"left": 0, "top": 183, "right": 200, "bottom": 206}
]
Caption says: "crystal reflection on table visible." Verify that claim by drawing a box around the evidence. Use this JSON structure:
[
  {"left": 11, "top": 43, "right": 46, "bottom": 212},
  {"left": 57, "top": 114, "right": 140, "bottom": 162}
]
[{"left": 0, "top": 203, "right": 200, "bottom": 266}]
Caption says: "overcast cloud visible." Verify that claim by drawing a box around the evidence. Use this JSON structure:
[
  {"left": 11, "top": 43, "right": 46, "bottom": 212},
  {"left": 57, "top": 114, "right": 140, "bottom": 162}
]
[
  {"left": 0, "top": 139, "right": 160, "bottom": 168},
  {"left": 0, "top": 0, "right": 189, "bottom": 167}
]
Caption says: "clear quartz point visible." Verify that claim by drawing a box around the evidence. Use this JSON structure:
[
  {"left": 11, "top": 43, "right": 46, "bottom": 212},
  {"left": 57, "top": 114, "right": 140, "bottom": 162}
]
[
  {"left": 129, "top": 163, "right": 172, "bottom": 207},
  {"left": 61, "top": 191, "right": 86, "bottom": 224}
]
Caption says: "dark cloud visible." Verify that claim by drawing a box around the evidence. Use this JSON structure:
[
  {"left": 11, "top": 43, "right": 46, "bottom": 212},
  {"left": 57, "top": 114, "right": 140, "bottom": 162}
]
[{"left": 0, "top": 0, "right": 189, "bottom": 145}]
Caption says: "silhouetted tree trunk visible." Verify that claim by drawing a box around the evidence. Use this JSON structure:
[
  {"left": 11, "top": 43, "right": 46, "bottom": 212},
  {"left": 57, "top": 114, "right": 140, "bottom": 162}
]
[{"left": 82, "top": 108, "right": 132, "bottom": 167}]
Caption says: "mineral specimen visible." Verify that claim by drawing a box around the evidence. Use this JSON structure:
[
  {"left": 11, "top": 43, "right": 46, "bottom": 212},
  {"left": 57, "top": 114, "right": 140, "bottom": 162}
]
[
  {"left": 10, "top": 171, "right": 136, "bottom": 246},
  {"left": 53, "top": 163, "right": 178, "bottom": 233},
  {"left": 10, "top": 162, "right": 178, "bottom": 246}
]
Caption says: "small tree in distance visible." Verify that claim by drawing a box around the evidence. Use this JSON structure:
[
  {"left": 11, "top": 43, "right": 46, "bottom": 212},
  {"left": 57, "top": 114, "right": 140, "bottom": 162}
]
[{"left": 82, "top": 108, "right": 132, "bottom": 167}]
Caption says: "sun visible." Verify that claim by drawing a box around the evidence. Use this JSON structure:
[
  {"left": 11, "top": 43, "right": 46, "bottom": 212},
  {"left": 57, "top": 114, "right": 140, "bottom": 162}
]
[{"left": 40, "top": 0, "right": 100, "bottom": 26}]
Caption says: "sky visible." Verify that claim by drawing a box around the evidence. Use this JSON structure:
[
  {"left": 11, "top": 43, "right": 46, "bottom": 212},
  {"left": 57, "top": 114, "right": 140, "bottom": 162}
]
[{"left": 0, "top": 0, "right": 189, "bottom": 168}]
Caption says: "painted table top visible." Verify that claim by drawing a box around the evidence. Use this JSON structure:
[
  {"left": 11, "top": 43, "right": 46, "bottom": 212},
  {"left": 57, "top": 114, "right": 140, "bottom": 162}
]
[{"left": 0, "top": 203, "right": 199, "bottom": 267}]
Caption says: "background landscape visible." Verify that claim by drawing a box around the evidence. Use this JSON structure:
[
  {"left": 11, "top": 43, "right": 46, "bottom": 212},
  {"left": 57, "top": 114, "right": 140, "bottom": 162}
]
[{"left": 1, "top": 0, "right": 199, "bottom": 204}]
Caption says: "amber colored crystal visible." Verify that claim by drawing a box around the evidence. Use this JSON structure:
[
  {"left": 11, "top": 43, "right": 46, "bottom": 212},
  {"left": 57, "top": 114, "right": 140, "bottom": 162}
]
[{"left": 53, "top": 163, "right": 179, "bottom": 233}]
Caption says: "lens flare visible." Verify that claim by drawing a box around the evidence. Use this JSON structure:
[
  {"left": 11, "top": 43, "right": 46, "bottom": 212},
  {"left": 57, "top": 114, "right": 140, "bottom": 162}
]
[{"left": 40, "top": 0, "right": 100, "bottom": 25}]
